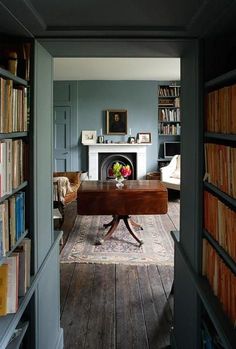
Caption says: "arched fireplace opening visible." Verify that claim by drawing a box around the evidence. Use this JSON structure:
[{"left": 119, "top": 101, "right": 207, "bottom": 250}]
[{"left": 99, "top": 153, "right": 136, "bottom": 180}]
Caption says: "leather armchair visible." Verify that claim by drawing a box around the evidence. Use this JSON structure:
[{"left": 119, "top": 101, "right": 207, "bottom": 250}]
[
  {"left": 53, "top": 171, "right": 82, "bottom": 205},
  {"left": 160, "top": 155, "right": 181, "bottom": 191}
]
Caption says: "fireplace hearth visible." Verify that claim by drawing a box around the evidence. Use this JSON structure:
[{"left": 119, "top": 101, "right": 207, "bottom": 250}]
[
  {"left": 99, "top": 153, "right": 136, "bottom": 180},
  {"left": 87, "top": 143, "right": 151, "bottom": 180}
]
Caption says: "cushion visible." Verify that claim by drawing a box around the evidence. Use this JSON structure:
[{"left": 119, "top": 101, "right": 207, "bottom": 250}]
[{"left": 171, "top": 169, "right": 180, "bottom": 179}]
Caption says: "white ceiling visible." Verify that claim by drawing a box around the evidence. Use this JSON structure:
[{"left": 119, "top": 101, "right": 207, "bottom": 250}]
[{"left": 53, "top": 57, "right": 180, "bottom": 81}]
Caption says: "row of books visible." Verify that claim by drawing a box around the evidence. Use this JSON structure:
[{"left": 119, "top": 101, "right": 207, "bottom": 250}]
[
  {"left": 204, "top": 143, "right": 236, "bottom": 198},
  {"left": 0, "top": 238, "right": 31, "bottom": 316},
  {"left": 0, "top": 139, "right": 25, "bottom": 197},
  {"left": 204, "top": 190, "right": 236, "bottom": 261},
  {"left": 0, "top": 77, "right": 28, "bottom": 133},
  {"left": 0, "top": 191, "right": 25, "bottom": 257},
  {"left": 159, "top": 108, "right": 181, "bottom": 122},
  {"left": 159, "top": 123, "right": 181, "bottom": 135},
  {"left": 158, "top": 86, "right": 180, "bottom": 97},
  {"left": 202, "top": 239, "right": 236, "bottom": 327},
  {"left": 205, "top": 84, "right": 236, "bottom": 134},
  {"left": 159, "top": 97, "right": 180, "bottom": 107}
]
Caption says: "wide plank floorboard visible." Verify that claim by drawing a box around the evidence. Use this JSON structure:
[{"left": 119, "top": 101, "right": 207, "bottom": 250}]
[{"left": 60, "top": 197, "right": 179, "bottom": 349}]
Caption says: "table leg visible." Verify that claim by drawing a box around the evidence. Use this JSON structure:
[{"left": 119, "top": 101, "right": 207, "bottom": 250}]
[
  {"left": 103, "top": 216, "right": 116, "bottom": 228},
  {"left": 128, "top": 217, "right": 143, "bottom": 230},
  {"left": 123, "top": 216, "right": 144, "bottom": 247},
  {"left": 96, "top": 216, "right": 120, "bottom": 245}
]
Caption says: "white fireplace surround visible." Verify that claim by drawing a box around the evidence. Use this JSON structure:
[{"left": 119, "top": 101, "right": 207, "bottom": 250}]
[{"left": 88, "top": 143, "right": 151, "bottom": 180}]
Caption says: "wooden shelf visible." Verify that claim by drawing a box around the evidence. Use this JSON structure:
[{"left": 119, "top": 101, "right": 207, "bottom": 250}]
[
  {"left": 0, "top": 231, "right": 63, "bottom": 349},
  {"left": 0, "top": 230, "right": 29, "bottom": 265},
  {"left": 6, "top": 321, "right": 29, "bottom": 349},
  {"left": 203, "top": 182, "right": 236, "bottom": 211},
  {"left": 204, "top": 132, "right": 236, "bottom": 142},
  {"left": 0, "top": 132, "right": 28, "bottom": 139},
  {"left": 171, "top": 232, "right": 236, "bottom": 349},
  {"left": 158, "top": 134, "right": 180, "bottom": 136},
  {"left": 0, "top": 181, "right": 28, "bottom": 204},
  {"left": 203, "top": 229, "right": 236, "bottom": 275},
  {"left": 0, "top": 67, "right": 28, "bottom": 87},
  {"left": 159, "top": 121, "right": 181, "bottom": 123}
]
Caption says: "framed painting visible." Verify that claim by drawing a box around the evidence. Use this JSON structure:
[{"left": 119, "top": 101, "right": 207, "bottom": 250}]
[
  {"left": 81, "top": 130, "right": 97, "bottom": 144},
  {"left": 106, "top": 109, "right": 127, "bottom": 135},
  {"left": 137, "top": 132, "right": 151, "bottom": 143}
]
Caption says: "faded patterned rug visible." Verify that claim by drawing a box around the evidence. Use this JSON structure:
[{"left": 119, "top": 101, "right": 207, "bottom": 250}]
[{"left": 60, "top": 214, "right": 175, "bottom": 265}]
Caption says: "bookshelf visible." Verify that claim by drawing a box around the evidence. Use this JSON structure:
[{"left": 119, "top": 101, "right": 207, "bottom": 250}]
[
  {"left": 201, "top": 68, "right": 236, "bottom": 347},
  {"left": 157, "top": 83, "right": 181, "bottom": 170},
  {"left": 0, "top": 40, "right": 33, "bottom": 348}
]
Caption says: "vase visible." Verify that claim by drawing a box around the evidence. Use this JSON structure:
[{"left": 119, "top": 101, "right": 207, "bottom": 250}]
[{"left": 115, "top": 176, "right": 125, "bottom": 188}]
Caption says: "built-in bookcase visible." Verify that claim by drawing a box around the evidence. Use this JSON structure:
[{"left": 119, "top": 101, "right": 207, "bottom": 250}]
[
  {"left": 0, "top": 39, "right": 34, "bottom": 349},
  {"left": 201, "top": 69, "right": 236, "bottom": 348},
  {"left": 157, "top": 82, "right": 181, "bottom": 170}
]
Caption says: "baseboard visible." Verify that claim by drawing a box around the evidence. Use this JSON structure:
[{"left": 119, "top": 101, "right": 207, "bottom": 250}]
[{"left": 55, "top": 328, "right": 64, "bottom": 349}]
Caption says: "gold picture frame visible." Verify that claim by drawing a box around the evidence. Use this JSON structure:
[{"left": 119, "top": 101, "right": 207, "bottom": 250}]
[{"left": 106, "top": 109, "right": 127, "bottom": 135}]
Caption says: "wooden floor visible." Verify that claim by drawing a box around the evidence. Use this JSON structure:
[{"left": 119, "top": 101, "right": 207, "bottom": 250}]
[{"left": 60, "top": 195, "right": 179, "bottom": 349}]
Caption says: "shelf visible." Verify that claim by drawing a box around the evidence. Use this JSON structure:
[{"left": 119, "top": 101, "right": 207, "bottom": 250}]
[
  {"left": 159, "top": 121, "right": 181, "bottom": 123},
  {"left": 0, "top": 230, "right": 29, "bottom": 265},
  {"left": 158, "top": 95, "right": 180, "bottom": 98},
  {"left": 204, "top": 132, "right": 236, "bottom": 142},
  {"left": 157, "top": 158, "right": 172, "bottom": 162},
  {"left": 0, "top": 68, "right": 28, "bottom": 87},
  {"left": 0, "top": 231, "right": 63, "bottom": 349},
  {"left": 203, "top": 182, "right": 236, "bottom": 210},
  {"left": 158, "top": 106, "right": 180, "bottom": 109},
  {"left": 6, "top": 321, "right": 29, "bottom": 349},
  {"left": 0, "top": 132, "right": 28, "bottom": 140},
  {"left": 172, "top": 232, "right": 236, "bottom": 349},
  {"left": 203, "top": 229, "right": 236, "bottom": 275},
  {"left": 0, "top": 181, "right": 28, "bottom": 204},
  {"left": 158, "top": 134, "right": 180, "bottom": 136},
  {"left": 205, "top": 68, "right": 236, "bottom": 90}
]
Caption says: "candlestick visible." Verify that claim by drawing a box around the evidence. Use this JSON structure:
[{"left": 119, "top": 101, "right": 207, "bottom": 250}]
[
  {"left": 100, "top": 128, "right": 103, "bottom": 136},
  {"left": 129, "top": 128, "right": 132, "bottom": 136}
]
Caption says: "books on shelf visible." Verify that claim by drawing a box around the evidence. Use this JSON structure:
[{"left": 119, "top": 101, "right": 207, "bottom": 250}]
[
  {"left": 0, "top": 191, "right": 26, "bottom": 257},
  {"left": 204, "top": 143, "right": 236, "bottom": 198},
  {"left": 0, "top": 77, "right": 28, "bottom": 133},
  {"left": 158, "top": 85, "right": 180, "bottom": 97},
  {"left": 159, "top": 108, "right": 180, "bottom": 122},
  {"left": 0, "top": 138, "right": 25, "bottom": 196},
  {"left": 206, "top": 84, "right": 236, "bottom": 134},
  {"left": 159, "top": 123, "right": 181, "bottom": 135},
  {"left": 204, "top": 190, "right": 236, "bottom": 261},
  {"left": 0, "top": 238, "right": 31, "bottom": 316},
  {"left": 202, "top": 239, "right": 236, "bottom": 327}
]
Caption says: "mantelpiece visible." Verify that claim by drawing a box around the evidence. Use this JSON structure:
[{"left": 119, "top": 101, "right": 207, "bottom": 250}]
[{"left": 87, "top": 143, "right": 152, "bottom": 180}]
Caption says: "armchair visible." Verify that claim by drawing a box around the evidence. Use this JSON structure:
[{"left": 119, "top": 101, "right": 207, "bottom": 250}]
[
  {"left": 160, "top": 154, "right": 181, "bottom": 191},
  {"left": 53, "top": 171, "right": 82, "bottom": 205}
]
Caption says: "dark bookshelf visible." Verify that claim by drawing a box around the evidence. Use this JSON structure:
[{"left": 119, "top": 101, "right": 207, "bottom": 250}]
[
  {"left": 0, "top": 132, "right": 28, "bottom": 140},
  {"left": 204, "top": 132, "right": 236, "bottom": 142},
  {"left": 0, "top": 181, "right": 28, "bottom": 204},
  {"left": 0, "top": 67, "right": 27, "bottom": 87},
  {"left": 203, "top": 229, "right": 236, "bottom": 275},
  {"left": 171, "top": 231, "right": 236, "bottom": 349},
  {"left": 203, "top": 182, "right": 236, "bottom": 210}
]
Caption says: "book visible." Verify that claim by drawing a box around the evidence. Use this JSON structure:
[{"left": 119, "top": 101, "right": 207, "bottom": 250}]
[
  {"left": 0, "top": 263, "right": 8, "bottom": 316},
  {"left": 5, "top": 253, "right": 19, "bottom": 313}
]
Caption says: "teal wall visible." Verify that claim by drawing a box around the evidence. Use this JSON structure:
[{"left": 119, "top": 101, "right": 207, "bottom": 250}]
[{"left": 54, "top": 80, "right": 158, "bottom": 172}]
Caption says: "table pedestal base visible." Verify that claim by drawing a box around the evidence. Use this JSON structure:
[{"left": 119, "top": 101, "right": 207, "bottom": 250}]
[{"left": 96, "top": 215, "right": 144, "bottom": 247}]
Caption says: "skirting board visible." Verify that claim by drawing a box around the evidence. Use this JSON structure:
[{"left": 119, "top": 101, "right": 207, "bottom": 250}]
[{"left": 55, "top": 328, "right": 64, "bottom": 349}]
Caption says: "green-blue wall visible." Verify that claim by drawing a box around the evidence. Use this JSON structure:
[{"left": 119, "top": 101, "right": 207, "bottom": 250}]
[{"left": 54, "top": 80, "right": 158, "bottom": 172}]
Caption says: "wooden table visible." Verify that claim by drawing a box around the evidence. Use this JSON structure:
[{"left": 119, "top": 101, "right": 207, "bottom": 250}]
[{"left": 77, "top": 180, "right": 168, "bottom": 246}]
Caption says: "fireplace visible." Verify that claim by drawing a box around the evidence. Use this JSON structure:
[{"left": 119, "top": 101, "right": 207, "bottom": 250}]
[
  {"left": 99, "top": 153, "right": 136, "bottom": 180},
  {"left": 87, "top": 143, "right": 151, "bottom": 180}
]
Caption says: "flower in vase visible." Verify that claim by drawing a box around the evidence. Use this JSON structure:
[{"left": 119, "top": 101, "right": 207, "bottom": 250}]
[{"left": 109, "top": 162, "right": 132, "bottom": 180}]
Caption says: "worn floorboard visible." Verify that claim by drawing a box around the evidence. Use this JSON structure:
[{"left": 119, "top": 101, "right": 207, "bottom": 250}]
[{"left": 60, "top": 197, "right": 179, "bottom": 349}]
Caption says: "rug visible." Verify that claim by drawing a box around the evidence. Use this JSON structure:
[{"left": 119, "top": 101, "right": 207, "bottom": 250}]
[{"left": 60, "top": 214, "right": 175, "bottom": 265}]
